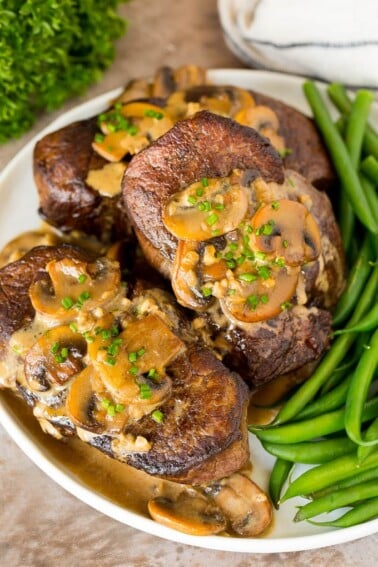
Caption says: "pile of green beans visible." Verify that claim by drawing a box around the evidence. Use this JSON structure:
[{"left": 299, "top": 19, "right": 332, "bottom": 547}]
[{"left": 248, "top": 81, "right": 378, "bottom": 528}]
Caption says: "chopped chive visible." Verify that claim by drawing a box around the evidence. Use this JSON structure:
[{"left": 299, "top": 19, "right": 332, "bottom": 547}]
[
  {"left": 129, "top": 365, "right": 139, "bottom": 375},
  {"left": 247, "top": 294, "right": 259, "bottom": 309},
  {"left": 206, "top": 213, "right": 218, "bottom": 226},
  {"left": 236, "top": 254, "right": 246, "bottom": 265},
  {"left": 77, "top": 274, "right": 87, "bottom": 284},
  {"left": 148, "top": 368, "right": 158, "bottom": 379},
  {"left": 69, "top": 323, "right": 78, "bottom": 333},
  {"left": 139, "top": 383, "right": 152, "bottom": 400},
  {"left": 281, "top": 301, "right": 293, "bottom": 310},
  {"left": 271, "top": 200, "right": 280, "bottom": 210},
  {"left": 201, "top": 177, "right": 209, "bottom": 187},
  {"left": 94, "top": 133, "right": 105, "bottom": 143},
  {"left": 114, "top": 102, "right": 122, "bottom": 110},
  {"left": 196, "top": 188, "right": 204, "bottom": 197},
  {"left": 278, "top": 147, "right": 293, "bottom": 158},
  {"left": 246, "top": 225, "right": 253, "bottom": 234},
  {"left": 128, "top": 351, "right": 137, "bottom": 363},
  {"left": 107, "top": 343, "right": 120, "bottom": 356},
  {"left": 188, "top": 195, "right": 197, "bottom": 205},
  {"left": 202, "top": 286, "right": 213, "bottom": 297},
  {"left": 260, "top": 294, "right": 269, "bottom": 304},
  {"left": 137, "top": 347, "right": 146, "bottom": 357},
  {"left": 106, "top": 356, "right": 117, "bottom": 366},
  {"left": 61, "top": 296, "right": 74, "bottom": 310},
  {"left": 115, "top": 403, "right": 125, "bottom": 413},
  {"left": 101, "top": 329, "right": 111, "bottom": 340},
  {"left": 226, "top": 259, "right": 237, "bottom": 269},
  {"left": 255, "top": 251, "right": 267, "bottom": 260},
  {"left": 51, "top": 342, "right": 60, "bottom": 354},
  {"left": 107, "top": 123, "right": 116, "bottom": 133},
  {"left": 229, "top": 243, "right": 238, "bottom": 251},
  {"left": 287, "top": 177, "right": 296, "bottom": 187},
  {"left": 197, "top": 202, "right": 206, "bottom": 211},
  {"left": 225, "top": 252, "right": 234, "bottom": 260},
  {"left": 151, "top": 410, "right": 164, "bottom": 423},
  {"left": 238, "top": 273, "right": 257, "bottom": 283},
  {"left": 60, "top": 347, "right": 69, "bottom": 358},
  {"left": 228, "top": 288, "right": 236, "bottom": 295},
  {"left": 214, "top": 203, "right": 225, "bottom": 210},
  {"left": 282, "top": 239, "right": 289, "bottom": 248},
  {"left": 262, "top": 222, "right": 274, "bottom": 236},
  {"left": 101, "top": 399, "right": 111, "bottom": 409},
  {"left": 257, "top": 266, "right": 271, "bottom": 279},
  {"left": 212, "top": 229, "right": 220, "bottom": 236},
  {"left": 274, "top": 257, "right": 286, "bottom": 267},
  {"left": 107, "top": 405, "right": 116, "bottom": 417},
  {"left": 128, "top": 126, "right": 138, "bottom": 136}
]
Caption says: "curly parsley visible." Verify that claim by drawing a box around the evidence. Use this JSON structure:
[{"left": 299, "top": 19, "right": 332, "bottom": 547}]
[{"left": 0, "top": 0, "right": 129, "bottom": 143}]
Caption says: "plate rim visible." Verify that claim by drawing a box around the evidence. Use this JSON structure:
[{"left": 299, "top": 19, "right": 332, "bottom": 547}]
[{"left": 1, "top": 68, "right": 377, "bottom": 553}]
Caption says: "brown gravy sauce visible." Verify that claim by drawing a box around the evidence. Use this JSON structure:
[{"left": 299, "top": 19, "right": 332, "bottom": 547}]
[{"left": 1, "top": 390, "right": 185, "bottom": 516}]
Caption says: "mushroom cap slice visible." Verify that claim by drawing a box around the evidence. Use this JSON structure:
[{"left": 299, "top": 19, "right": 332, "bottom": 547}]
[
  {"left": 163, "top": 180, "right": 249, "bottom": 242},
  {"left": 66, "top": 366, "right": 105, "bottom": 433},
  {"left": 148, "top": 494, "right": 226, "bottom": 536},
  {"left": 219, "top": 265, "right": 300, "bottom": 323},
  {"left": 29, "top": 257, "right": 121, "bottom": 320},
  {"left": 24, "top": 325, "right": 87, "bottom": 390},
  {"left": 206, "top": 473, "right": 272, "bottom": 537},
  {"left": 251, "top": 199, "right": 321, "bottom": 266}
]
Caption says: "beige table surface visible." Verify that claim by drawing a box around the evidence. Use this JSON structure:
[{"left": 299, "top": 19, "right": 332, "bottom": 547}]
[{"left": 0, "top": 1, "right": 377, "bottom": 565}]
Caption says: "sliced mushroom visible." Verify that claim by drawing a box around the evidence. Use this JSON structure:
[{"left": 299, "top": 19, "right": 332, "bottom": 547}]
[
  {"left": 66, "top": 366, "right": 105, "bottom": 432},
  {"left": 114, "top": 78, "right": 152, "bottom": 104},
  {"left": 219, "top": 265, "right": 300, "bottom": 323},
  {"left": 183, "top": 85, "right": 256, "bottom": 117},
  {"left": 234, "top": 105, "right": 285, "bottom": 151},
  {"left": 251, "top": 199, "right": 321, "bottom": 266},
  {"left": 24, "top": 325, "right": 87, "bottom": 391},
  {"left": 204, "top": 472, "right": 272, "bottom": 537},
  {"left": 148, "top": 494, "right": 226, "bottom": 536},
  {"left": 29, "top": 257, "right": 121, "bottom": 320},
  {"left": 171, "top": 240, "right": 213, "bottom": 311},
  {"left": 94, "top": 101, "right": 174, "bottom": 161},
  {"left": 163, "top": 178, "right": 249, "bottom": 241},
  {"left": 88, "top": 313, "right": 183, "bottom": 407},
  {"left": 0, "top": 230, "right": 59, "bottom": 269}
]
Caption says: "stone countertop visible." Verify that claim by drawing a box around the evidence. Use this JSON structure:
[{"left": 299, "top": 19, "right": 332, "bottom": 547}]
[{"left": 0, "top": 1, "right": 376, "bottom": 565}]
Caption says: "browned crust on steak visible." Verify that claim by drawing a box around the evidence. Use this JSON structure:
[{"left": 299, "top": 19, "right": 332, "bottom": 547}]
[
  {"left": 33, "top": 118, "right": 120, "bottom": 238},
  {"left": 223, "top": 307, "right": 332, "bottom": 388},
  {"left": 251, "top": 91, "right": 336, "bottom": 191},
  {"left": 0, "top": 245, "right": 91, "bottom": 356},
  {"left": 123, "top": 345, "right": 249, "bottom": 483},
  {"left": 122, "top": 110, "right": 284, "bottom": 271}
]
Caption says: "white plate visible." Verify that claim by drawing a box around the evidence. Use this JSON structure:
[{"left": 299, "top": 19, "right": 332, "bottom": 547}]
[{"left": 0, "top": 69, "right": 377, "bottom": 553}]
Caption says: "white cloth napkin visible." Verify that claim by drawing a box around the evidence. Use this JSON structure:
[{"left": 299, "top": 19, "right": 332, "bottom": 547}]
[{"left": 218, "top": 0, "right": 378, "bottom": 87}]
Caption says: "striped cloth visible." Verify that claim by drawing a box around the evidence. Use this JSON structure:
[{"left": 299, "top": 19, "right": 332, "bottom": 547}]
[{"left": 218, "top": 0, "right": 378, "bottom": 87}]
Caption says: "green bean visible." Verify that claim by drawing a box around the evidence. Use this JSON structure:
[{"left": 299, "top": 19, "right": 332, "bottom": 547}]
[
  {"left": 311, "top": 467, "right": 378, "bottom": 499},
  {"left": 295, "top": 376, "right": 352, "bottom": 420},
  {"left": 345, "top": 329, "right": 378, "bottom": 446},
  {"left": 250, "top": 397, "right": 378, "bottom": 444},
  {"left": 345, "top": 90, "right": 374, "bottom": 167},
  {"left": 332, "top": 235, "right": 373, "bottom": 327},
  {"left": 333, "top": 304, "right": 378, "bottom": 335},
  {"left": 274, "top": 267, "right": 378, "bottom": 424},
  {"left": 320, "top": 358, "right": 357, "bottom": 394},
  {"left": 327, "top": 83, "right": 378, "bottom": 159},
  {"left": 280, "top": 450, "right": 378, "bottom": 502},
  {"left": 361, "top": 155, "right": 378, "bottom": 186},
  {"left": 303, "top": 81, "right": 378, "bottom": 234},
  {"left": 360, "top": 175, "right": 378, "bottom": 235},
  {"left": 295, "top": 479, "right": 378, "bottom": 522},
  {"left": 338, "top": 197, "right": 355, "bottom": 253},
  {"left": 268, "top": 458, "right": 293, "bottom": 510},
  {"left": 308, "top": 496, "right": 378, "bottom": 527},
  {"left": 358, "top": 418, "right": 378, "bottom": 463},
  {"left": 262, "top": 437, "right": 356, "bottom": 464}
]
